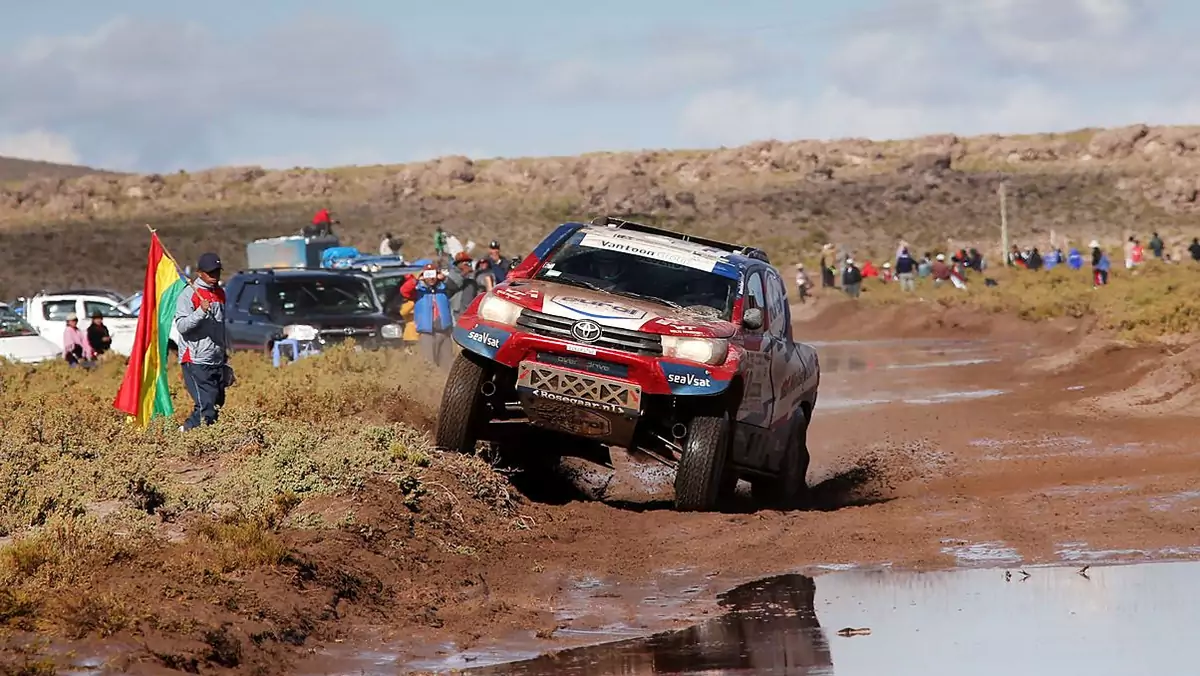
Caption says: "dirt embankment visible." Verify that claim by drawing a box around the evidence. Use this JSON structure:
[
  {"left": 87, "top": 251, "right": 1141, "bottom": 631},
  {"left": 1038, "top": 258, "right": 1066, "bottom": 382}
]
[{"left": 5, "top": 124, "right": 1200, "bottom": 295}]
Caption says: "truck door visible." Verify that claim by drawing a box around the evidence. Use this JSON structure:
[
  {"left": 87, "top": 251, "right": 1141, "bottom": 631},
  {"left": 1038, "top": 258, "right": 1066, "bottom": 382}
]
[
  {"left": 735, "top": 269, "right": 776, "bottom": 428},
  {"left": 765, "top": 270, "right": 817, "bottom": 429}
]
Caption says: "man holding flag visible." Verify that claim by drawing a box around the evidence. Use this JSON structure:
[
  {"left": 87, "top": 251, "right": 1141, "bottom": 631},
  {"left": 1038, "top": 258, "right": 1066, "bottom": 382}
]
[
  {"left": 175, "top": 252, "right": 230, "bottom": 430},
  {"left": 114, "top": 234, "right": 232, "bottom": 431}
]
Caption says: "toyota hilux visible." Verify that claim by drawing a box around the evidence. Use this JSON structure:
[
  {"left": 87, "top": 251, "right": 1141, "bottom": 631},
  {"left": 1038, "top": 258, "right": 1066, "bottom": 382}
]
[{"left": 434, "top": 216, "right": 820, "bottom": 511}]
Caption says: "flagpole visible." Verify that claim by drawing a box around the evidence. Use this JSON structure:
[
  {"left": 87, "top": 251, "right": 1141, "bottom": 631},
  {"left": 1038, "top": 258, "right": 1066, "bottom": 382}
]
[{"left": 145, "top": 224, "right": 197, "bottom": 292}]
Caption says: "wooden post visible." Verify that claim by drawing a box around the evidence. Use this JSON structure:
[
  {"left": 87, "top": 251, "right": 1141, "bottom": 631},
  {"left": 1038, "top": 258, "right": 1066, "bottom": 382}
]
[{"left": 999, "top": 182, "right": 1009, "bottom": 265}]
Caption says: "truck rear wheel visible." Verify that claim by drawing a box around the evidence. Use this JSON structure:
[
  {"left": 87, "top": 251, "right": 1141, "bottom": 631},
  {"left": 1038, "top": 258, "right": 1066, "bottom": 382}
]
[
  {"left": 753, "top": 414, "right": 811, "bottom": 510},
  {"left": 435, "top": 352, "right": 490, "bottom": 454},
  {"left": 674, "top": 414, "right": 730, "bottom": 512}
]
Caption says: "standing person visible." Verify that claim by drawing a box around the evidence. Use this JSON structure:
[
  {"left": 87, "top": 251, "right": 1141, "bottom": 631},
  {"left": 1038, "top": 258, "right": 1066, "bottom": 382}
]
[
  {"left": 86, "top": 311, "right": 112, "bottom": 357},
  {"left": 400, "top": 264, "right": 456, "bottom": 368},
  {"left": 819, "top": 254, "right": 835, "bottom": 288},
  {"left": 1090, "top": 240, "right": 1110, "bottom": 287},
  {"left": 475, "top": 258, "right": 497, "bottom": 293},
  {"left": 794, "top": 264, "right": 811, "bottom": 303},
  {"left": 433, "top": 226, "right": 448, "bottom": 259},
  {"left": 175, "top": 253, "right": 230, "bottom": 431},
  {"left": 1123, "top": 236, "right": 1136, "bottom": 269},
  {"left": 1149, "top": 232, "right": 1164, "bottom": 259},
  {"left": 62, "top": 313, "right": 96, "bottom": 367},
  {"left": 841, "top": 258, "right": 863, "bottom": 298},
  {"left": 446, "top": 252, "right": 481, "bottom": 317},
  {"left": 487, "top": 240, "right": 511, "bottom": 283},
  {"left": 895, "top": 247, "right": 917, "bottom": 292},
  {"left": 1189, "top": 238, "right": 1200, "bottom": 262}
]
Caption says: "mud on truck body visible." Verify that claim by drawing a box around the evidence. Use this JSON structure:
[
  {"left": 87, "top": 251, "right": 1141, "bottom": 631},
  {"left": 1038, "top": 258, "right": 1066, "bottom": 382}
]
[{"left": 434, "top": 216, "right": 820, "bottom": 511}]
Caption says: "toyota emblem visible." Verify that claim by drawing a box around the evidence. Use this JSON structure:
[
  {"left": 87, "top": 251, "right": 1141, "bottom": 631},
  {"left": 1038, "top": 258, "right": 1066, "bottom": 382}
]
[{"left": 571, "top": 320, "right": 603, "bottom": 343}]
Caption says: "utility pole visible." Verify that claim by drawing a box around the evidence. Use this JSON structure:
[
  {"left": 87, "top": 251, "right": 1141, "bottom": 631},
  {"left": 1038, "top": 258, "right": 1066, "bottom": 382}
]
[{"left": 999, "top": 182, "right": 1009, "bottom": 266}]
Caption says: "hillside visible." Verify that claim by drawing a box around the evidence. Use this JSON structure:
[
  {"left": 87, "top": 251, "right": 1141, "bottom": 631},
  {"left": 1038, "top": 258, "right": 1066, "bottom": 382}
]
[
  {"left": 2, "top": 123, "right": 1200, "bottom": 295},
  {"left": 0, "top": 155, "right": 111, "bottom": 183}
]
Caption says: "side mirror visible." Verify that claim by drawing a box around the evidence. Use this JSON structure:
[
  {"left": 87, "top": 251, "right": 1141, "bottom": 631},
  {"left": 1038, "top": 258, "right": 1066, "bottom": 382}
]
[{"left": 742, "top": 308, "right": 764, "bottom": 331}]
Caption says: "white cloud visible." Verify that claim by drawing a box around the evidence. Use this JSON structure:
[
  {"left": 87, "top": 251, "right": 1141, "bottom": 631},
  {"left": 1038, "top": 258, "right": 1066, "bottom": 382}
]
[
  {"left": 679, "top": 0, "right": 1195, "bottom": 145},
  {"left": 0, "top": 129, "right": 81, "bottom": 164},
  {"left": 0, "top": 16, "right": 411, "bottom": 171}
]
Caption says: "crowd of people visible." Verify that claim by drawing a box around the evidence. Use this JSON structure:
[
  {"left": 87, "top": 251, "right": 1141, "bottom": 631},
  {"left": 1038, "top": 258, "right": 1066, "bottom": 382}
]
[{"left": 793, "top": 234, "right": 1200, "bottom": 300}]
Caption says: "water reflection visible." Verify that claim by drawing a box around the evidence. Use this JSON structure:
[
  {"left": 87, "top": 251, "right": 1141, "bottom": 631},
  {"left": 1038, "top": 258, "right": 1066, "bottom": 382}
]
[
  {"left": 458, "top": 561, "right": 1200, "bottom": 676},
  {"left": 464, "top": 575, "right": 832, "bottom": 675}
]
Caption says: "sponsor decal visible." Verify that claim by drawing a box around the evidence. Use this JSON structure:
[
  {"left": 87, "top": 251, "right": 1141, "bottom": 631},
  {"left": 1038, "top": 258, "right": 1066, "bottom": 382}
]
[
  {"left": 453, "top": 325, "right": 511, "bottom": 359},
  {"left": 566, "top": 343, "right": 597, "bottom": 356},
  {"left": 660, "top": 361, "right": 729, "bottom": 395},
  {"left": 550, "top": 295, "right": 647, "bottom": 320},
  {"left": 529, "top": 388, "right": 625, "bottom": 414},
  {"left": 536, "top": 352, "right": 629, "bottom": 378},
  {"left": 578, "top": 232, "right": 726, "bottom": 273}
]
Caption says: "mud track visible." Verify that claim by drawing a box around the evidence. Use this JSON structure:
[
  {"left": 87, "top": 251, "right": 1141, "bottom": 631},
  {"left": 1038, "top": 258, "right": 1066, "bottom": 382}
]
[{"left": 342, "top": 302, "right": 1200, "bottom": 671}]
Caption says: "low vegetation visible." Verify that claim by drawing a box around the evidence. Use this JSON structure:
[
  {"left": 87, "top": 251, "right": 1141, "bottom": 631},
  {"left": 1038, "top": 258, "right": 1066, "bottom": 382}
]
[
  {"left": 856, "top": 259, "right": 1200, "bottom": 341},
  {"left": 0, "top": 345, "right": 535, "bottom": 673}
]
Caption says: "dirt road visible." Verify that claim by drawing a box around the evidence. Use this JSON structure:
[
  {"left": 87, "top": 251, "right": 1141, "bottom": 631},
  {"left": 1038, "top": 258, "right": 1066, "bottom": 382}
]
[{"left": 320, "top": 302, "right": 1200, "bottom": 672}]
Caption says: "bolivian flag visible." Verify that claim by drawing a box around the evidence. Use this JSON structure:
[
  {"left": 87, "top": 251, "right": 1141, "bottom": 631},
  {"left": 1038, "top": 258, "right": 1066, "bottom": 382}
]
[{"left": 114, "top": 232, "right": 189, "bottom": 428}]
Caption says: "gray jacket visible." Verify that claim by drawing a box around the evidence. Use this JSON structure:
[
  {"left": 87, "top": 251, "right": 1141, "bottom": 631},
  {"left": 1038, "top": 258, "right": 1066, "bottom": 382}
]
[{"left": 174, "top": 279, "right": 229, "bottom": 365}]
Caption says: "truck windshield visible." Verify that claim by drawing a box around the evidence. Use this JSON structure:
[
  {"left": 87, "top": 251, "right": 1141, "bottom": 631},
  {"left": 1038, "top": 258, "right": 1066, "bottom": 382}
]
[
  {"left": 0, "top": 306, "right": 38, "bottom": 338},
  {"left": 267, "top": 277, "right": 378, "bottom": 317},
  {"left": 534, "top": 230, "right": 737, "bottom": 319}
]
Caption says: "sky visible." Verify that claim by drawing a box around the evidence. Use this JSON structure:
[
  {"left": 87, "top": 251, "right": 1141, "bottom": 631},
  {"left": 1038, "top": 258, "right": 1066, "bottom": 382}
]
[{"left": 2, "top": 0, "right": 1198, "bottom": 173}]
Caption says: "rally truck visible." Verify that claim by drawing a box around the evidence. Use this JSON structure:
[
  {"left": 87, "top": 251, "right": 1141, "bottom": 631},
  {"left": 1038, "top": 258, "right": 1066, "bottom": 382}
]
[{"left": 434, "top": 216, "right": 821, "bottom": 512}]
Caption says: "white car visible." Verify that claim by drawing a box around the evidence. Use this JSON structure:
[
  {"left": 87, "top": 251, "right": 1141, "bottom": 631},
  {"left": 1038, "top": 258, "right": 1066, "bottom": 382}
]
[
  {"left": 0, "top": 303, "right": 61, "bottom": 364},
  {"left": 23, "top": 292, "right": 141, "bottom": 356}
]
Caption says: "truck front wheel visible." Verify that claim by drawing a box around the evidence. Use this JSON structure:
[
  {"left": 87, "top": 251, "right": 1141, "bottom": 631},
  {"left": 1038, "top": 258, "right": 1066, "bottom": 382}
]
[
  {"left": 674, "top": 414, "right": 730, "bottom": 512},
  {"left": 435, "top": 352, "right": 491, "bottom": 454}
]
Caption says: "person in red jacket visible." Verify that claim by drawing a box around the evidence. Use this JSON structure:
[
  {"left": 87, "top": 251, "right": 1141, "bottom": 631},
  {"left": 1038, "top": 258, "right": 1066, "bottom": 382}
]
[
  {"left": 861, "top": 260, "right": 878, "bottom": 278},
  {"left": 306, "top": 208, "right": 337, "bottom": 237}
]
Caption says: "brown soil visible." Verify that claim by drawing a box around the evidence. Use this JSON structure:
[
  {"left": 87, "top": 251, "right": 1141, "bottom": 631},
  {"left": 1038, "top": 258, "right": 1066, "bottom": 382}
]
[{"left": 6, "top": 305, "right": 1200, "bottom": 675}]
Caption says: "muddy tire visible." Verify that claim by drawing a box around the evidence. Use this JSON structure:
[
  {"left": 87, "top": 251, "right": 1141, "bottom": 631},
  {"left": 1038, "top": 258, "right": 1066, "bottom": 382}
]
[
  {"left": 674, "top": 415, "right": 730, "bottom": 512},
  {"left": 753, "top": 414, "right": 811, "bottom": 510},
  {"left": 434, "top": 352, "right": 490, "bottom": 454}
]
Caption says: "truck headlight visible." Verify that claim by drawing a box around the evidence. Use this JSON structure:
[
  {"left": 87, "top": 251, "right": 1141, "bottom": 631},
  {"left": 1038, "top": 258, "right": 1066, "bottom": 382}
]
[
  {"left": 661, "top": 336, "right": 729, "bottom": 365},
  {"left": 284, "top": 324, "right": 319, "bottom": 341},
  {"left": 380, "top": 323, "right": 402, "bottom": 339},
  {"left": 477, "top": 295, "right": 523, "bottom": 326}
]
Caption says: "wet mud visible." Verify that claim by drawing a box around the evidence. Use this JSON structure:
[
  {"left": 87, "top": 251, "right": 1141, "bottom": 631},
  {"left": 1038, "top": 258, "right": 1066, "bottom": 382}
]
[{"left": 19, "top": 301, "right": 1200, "bottom": 675}]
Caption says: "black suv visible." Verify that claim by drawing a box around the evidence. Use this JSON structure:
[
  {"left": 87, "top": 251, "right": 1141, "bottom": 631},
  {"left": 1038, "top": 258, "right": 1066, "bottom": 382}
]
[{"left": 223, "top": 269, "right": 404, "bottom": 353}]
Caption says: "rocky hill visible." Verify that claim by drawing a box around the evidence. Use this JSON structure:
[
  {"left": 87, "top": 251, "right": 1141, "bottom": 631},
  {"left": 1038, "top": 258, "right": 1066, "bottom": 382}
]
[
  {"left": 0, "top": 155, "right": 112, "bottom": 183},
  {"left": 3, "top": 123, "right": 1200, "bottom": 295}
]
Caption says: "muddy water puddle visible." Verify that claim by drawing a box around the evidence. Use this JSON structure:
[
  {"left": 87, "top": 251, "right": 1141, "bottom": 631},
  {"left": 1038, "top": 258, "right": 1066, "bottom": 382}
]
[
  {"left": 814, "top": 339, "right": 1024, "bottom": 410},
  {"left": 455, "top": 561, "right": 1200, "bottom": 675}
]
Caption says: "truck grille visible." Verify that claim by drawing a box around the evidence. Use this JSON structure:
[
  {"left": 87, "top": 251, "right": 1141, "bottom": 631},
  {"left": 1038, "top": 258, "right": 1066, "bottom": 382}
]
[
  {"left": 518, "top": 361, "right": 642, "bottom": 410},
  {"left": 317, "top": 326, "right": 377, "bottom": 342},
  {"left": 516, "top": 309, "right": 663, "bottom": 356}
]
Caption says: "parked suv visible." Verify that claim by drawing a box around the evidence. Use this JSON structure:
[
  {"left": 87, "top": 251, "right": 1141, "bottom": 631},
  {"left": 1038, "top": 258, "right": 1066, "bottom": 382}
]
[
  {"left": 223, "top": 269, "right": 404, "bottom": 353},
  {"left": 434, "top": 216, "right": 821, "bottom": 512}
]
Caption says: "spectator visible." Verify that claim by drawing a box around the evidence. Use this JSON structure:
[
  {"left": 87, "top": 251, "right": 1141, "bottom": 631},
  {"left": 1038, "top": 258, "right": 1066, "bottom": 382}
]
[
  {"left": 488, "top": 240, "right": 512, "bottom": 283},
  {"left": 1027, "top": 248, "right": 1044, "bottom": 271},
  {"left": 794, "top": 263, "right": 812, "bottom": 303},
  {"left": 380, "top": 233, "right": 403, "bottom": 256},
  {"left": 1123, "top": 236, "right": 1136, "bottom": 269},
  {"left": 1150, "top": 232, "right": 1164, "bottom": 259},
  {"left": 895, "top": 248, "right": 917, "bottom": 292},
  {"left": 930, "top": 253, "right": 952, "bottom": 284},
  {"left": 841, "top": 258, "right": 863, "bottom": 298},
  {"left": 820, "top": 254, "right": 835, "bottom": 288},
  {"left": 62, "top": 313, "right": 96, "bottom": 367},
  {"left": 401, "top": 264, "right": 456, "bottom": 368},
  {"left": 447, "top": 252, "right": 481, "bottom": 317},
  {"left": 1067, "top": 247, "right": 1084, "bottom": 270},
  {"left": 1091, "top": 240, "right": 1110, "bottom": 287},
  {"left": 175, "top": 252, "right": 231, "bottom": 431},
  {"left": 86, "top": 311, "right": 112, "bottom": 356},
  {"left": 1131, "top": 239, "right": 1145, "bottom": 267},
  {"left": 433, "top": 226, "right": 447, "bottom": 258},
  {"left": 861, "top": 260, "right": 878, "bottom": 278},
  {"left": 306, "top": 208, "right": 336, "bottom": 237},
  {"left": 918, "top": 253, "right": 933, "bottom": 278},
  {"left": 476, "top": 258, "right": 497, "bottom": 293},
  {"left": 1189, "top": 238, "right": 1200, "bottom": 262}
]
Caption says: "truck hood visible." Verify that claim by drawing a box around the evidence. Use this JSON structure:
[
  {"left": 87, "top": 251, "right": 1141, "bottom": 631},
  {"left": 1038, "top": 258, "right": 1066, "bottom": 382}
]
[
  {"left": 494, "top": 279, "right": 737, "bottom": 339},
  {"left": 0, "top": 335, "right": 61, "bottom": 364}
]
